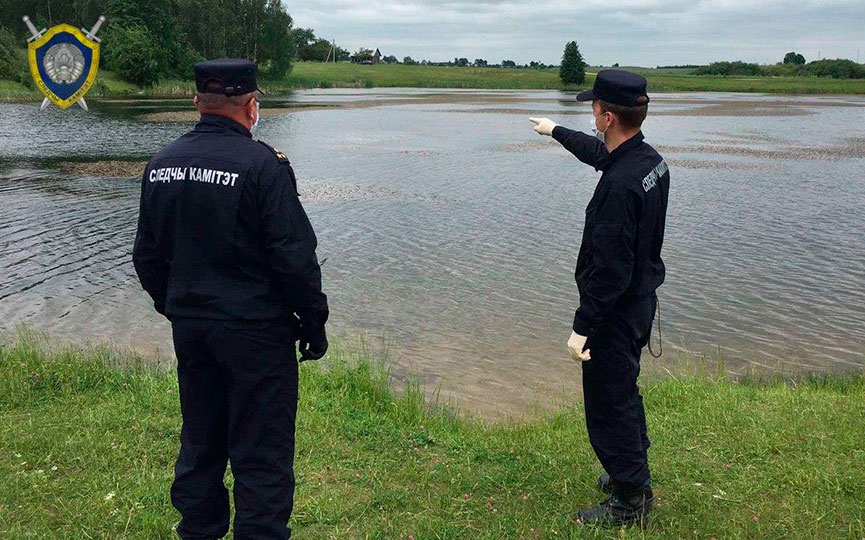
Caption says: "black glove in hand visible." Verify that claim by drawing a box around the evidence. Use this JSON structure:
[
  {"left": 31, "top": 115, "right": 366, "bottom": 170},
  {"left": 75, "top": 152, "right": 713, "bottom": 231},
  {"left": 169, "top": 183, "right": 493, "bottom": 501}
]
[{"left": 298, "top": 321, "right": 328, "bottom": 362}]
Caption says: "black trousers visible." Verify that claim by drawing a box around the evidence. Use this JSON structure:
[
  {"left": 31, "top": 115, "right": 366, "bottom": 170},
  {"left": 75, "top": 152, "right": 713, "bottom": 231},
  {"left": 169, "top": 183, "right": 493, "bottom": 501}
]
[
  {"left": 170, "top": 317, "right": 298, "bottom": 540},
  {"left": 581, "top": 295, "right": 656, "bottom": 489}
]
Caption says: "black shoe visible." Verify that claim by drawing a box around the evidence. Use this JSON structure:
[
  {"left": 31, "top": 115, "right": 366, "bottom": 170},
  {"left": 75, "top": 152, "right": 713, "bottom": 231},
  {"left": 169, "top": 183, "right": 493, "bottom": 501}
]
[{"left": 575, "top": 487, "right": 654, "bottom": 528}]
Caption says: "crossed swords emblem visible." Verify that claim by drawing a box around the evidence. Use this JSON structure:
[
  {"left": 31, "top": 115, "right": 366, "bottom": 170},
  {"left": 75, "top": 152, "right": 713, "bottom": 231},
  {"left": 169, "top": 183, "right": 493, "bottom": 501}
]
[{"left": 23, "top": 15, "right": 105, "bottom": 111}]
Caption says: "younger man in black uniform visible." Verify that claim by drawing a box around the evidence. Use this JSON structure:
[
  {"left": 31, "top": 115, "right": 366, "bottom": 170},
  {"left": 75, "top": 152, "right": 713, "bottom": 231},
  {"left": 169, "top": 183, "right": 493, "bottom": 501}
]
[
  {"left": 530, "top": 70, "right": 669, "bottom": 527},
  {"left": 133, "top": 59, "right": 328, "bottom": 539}
]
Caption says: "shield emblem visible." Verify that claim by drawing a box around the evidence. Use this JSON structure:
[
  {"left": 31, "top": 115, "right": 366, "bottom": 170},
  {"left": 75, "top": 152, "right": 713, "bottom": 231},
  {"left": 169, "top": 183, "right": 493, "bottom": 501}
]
[{"left": 28, "top": 24, "right": 100, "bottom": 110}]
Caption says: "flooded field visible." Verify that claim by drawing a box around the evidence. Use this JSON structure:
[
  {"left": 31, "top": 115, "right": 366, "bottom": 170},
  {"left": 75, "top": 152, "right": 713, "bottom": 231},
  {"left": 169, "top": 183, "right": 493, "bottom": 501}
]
[{"left": 1, "top": 89, "right": 864, "bottom": 416}]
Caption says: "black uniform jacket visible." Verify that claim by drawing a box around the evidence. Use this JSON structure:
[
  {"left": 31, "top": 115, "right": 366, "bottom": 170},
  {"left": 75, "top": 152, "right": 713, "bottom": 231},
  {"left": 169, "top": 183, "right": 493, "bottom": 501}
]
[
  {"left": 132, "top": 114, "right": 328, "bottom": 329},
  {"left": 552, "top": 127, "right": 668, "bottom": 337}
]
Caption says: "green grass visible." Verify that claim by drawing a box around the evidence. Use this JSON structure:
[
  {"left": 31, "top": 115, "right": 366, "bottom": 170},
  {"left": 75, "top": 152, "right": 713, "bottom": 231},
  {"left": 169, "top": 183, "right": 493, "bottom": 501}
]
[
  {"left": 1, "top": 332, "right": 864, "bottom": 538},
  {"left": 289, "top": 62, "right": 865, "bottom": 94},
  {"left": 630, "top": 71, "right": 865, "bottom": 94},
  {"left": 289, "top": 62, "right": 568, "bottom": 90},
  {"left": 0, "top": 79, "right": 37, "bottom": 101}
]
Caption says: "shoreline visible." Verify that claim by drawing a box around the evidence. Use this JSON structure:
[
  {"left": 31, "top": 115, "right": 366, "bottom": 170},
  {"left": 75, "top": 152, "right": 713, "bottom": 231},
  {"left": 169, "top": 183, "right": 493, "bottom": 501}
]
[
  {"left": 2, "top": 63, "right": 865, "bottom": 103},
  {"left": 1, "top": 333, "right": 863, "bottom": 537},
  {"left": 3, "top": 326, "right": 862, "bottom": 419}
]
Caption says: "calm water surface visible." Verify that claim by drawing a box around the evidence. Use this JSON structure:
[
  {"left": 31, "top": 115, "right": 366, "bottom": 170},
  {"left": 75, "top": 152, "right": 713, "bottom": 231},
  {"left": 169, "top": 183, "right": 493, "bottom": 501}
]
[{"left": 1, "top": 89, "right": 864, "bottom": 415}]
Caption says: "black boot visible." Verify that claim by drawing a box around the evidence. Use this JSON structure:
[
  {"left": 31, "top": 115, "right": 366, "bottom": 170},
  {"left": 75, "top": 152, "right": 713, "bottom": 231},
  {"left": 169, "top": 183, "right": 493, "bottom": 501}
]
[{"left": 576, "top": 485, "right": 654, "bottom": 528}]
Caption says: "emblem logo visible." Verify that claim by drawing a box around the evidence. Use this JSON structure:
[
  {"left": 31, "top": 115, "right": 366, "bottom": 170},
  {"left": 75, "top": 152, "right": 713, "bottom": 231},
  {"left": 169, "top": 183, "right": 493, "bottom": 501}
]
[{"left": 23, "top": 15, "right": 106, "bottom": 111}]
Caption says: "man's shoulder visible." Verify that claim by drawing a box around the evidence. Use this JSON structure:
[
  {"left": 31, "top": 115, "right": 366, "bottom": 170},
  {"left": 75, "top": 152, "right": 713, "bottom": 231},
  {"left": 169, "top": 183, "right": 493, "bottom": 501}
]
[
  {"left": 611, "top": 141, "right": 667, "bottom": 195},
  {"left": 255, "top": 139, "right": 292, "bottom": 167}
]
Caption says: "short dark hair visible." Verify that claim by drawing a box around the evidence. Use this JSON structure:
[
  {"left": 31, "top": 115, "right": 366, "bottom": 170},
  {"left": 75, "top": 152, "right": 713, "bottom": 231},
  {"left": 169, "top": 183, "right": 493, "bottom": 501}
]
[{"left": 598, "top": 99, "right": 648, "bottom": 130}]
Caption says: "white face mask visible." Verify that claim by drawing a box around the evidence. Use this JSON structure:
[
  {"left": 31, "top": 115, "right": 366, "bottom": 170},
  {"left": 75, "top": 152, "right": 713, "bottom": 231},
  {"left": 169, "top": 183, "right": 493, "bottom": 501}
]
[
  {"left": 250, "top": 100, "right": 260, "bottom": 136},
  {"left": 590, "top": 114, "right": 606, "bottom": 144}
]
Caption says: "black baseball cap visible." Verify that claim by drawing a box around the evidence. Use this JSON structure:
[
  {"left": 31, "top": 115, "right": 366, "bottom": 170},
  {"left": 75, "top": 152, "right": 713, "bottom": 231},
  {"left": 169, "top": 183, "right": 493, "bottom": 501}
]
[
  {"left": 194, "top": 58, "right": 264, "bottom": 96},
  {"left": 576, "top": 69, "right": 649, "bottom": 107}
]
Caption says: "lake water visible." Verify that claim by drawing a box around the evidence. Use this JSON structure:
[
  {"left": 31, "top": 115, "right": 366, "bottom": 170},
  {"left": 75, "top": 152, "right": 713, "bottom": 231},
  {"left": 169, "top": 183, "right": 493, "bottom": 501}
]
[{"left": 1, "top": 89, "right": 864, "bottom": 416}]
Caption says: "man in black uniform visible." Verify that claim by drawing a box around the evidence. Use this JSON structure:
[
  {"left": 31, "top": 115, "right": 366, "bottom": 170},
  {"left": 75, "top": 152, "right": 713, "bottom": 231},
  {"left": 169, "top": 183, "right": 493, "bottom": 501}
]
[
  {"left": 529, "top": 70, "right": 669, "bottom": 527},
  {"left": 133, "top": 58, "right": 328, "bottom": 539}
]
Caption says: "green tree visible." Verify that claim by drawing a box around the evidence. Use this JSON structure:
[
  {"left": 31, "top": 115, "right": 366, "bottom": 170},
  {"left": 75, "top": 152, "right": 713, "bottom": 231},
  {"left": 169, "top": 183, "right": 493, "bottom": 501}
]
[
  {"left": 2, "top": 0, "right": 294, "bottom": 84},
  {"left": 292, "top": 27, "right": 317, "bottom": 60},
  {"left": 292, "top": 28, "right": 348, "bottom": 62},
  {"left": 560, "top": 41, "right": 586, "bottom": 85},
  {"left": 102, "top": 24, "right": 159, "bottom": 86},
  {"left": 259, "top": 0, "right": 294, "bottom": 78},
  {"left": 176, "top": 0, "right": 239, "bottom": 61},
  {"left": 0, "top": 27, "right": 30, "bottom": 85},
  {"left": 351, "top": 48, "right": 373, "bottom": 63},
  {"left": 783, "top": 51, "right": 806, "bottom": 65}
]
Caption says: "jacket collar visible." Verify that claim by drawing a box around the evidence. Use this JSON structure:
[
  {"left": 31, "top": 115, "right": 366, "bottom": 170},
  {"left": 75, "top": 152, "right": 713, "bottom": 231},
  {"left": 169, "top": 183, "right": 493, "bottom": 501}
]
[
  {"left": 596, "top": 131, "right": 644, "bottom": 171},
  {"left": 194, "top": 113, "right": 252, "bottom": 138}
]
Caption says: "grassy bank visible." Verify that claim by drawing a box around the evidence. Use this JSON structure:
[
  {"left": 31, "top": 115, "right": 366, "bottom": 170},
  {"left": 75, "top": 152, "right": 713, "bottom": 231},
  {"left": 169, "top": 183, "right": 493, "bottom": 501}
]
[
  {"left": 288, "top": 63, "right": 865, "bottom": 94},
  {"left": 1, "top": 334, "right": 864, "bottom": 538},
  {"left": 289, "top": 62, "right": 567, "bottom": 90},
  {"left": 3, "top": 63, "right": 865, "bottom": 103}
]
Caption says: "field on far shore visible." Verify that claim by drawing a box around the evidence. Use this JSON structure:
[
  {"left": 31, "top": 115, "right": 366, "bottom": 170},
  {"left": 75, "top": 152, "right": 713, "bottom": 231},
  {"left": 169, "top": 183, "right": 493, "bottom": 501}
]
[
  {"left": 1, "top": 332, "right": 864, "bottom": 538},
  {"left": 2, "top": 62, "right": 865, "bottom": 102}
]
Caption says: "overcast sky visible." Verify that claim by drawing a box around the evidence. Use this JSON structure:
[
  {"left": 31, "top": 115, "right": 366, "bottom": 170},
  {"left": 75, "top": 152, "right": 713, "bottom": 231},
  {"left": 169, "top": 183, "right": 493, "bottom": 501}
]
[{"left": 286, "top": 0, "right": 864, "bottom": 66}]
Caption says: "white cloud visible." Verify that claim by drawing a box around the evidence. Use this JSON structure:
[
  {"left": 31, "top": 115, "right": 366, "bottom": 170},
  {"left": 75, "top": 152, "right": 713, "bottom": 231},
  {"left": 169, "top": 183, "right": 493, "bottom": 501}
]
[{"left": 284, "top": 0, "right": 865, "bottom": 65}]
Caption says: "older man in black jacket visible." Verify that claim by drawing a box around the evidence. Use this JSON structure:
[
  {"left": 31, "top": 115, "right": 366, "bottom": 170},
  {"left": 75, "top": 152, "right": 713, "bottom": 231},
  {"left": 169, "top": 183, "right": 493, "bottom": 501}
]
[{"left": 133, "top": 58, "right": 327, "bottom": 539}]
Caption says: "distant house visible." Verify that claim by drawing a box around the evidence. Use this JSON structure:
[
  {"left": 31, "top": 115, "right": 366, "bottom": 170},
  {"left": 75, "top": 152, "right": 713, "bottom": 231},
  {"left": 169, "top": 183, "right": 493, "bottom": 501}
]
[{"left": 373, "top": 48, "right": 382, "bottom": 64}]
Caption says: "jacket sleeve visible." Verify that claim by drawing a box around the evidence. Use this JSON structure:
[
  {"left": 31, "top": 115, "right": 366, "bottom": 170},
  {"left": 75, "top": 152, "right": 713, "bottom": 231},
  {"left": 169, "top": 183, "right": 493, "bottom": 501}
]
[
  {"left": 552, "top": 126, "right": 608, "bottom": 170},
  {"left": 573, "top": 187, "right": 639, "bottom": 335},
  {"left": 132, "top": 176, "right": 170, "bottom": 317},
  {"left": 258, "top": 162, "right": 329, "bottom": 329}
]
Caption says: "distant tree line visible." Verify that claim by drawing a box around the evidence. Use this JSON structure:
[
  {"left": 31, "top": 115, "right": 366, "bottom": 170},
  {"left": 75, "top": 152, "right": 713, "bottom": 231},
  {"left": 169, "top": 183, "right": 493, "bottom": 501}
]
[
  {"left": 339, "top": 53, "right": 554, "bottom": 69},
  {"left": 695, "top": 56, "right": 865, "bottom": 79},
  {"left": 1, "top": 0, "right": 296, "bottom": 86}
]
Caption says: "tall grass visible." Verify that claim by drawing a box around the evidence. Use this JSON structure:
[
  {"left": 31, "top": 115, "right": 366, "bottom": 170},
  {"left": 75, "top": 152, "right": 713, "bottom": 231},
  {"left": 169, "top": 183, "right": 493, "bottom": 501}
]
[{"left": 1, "top": 332, "right": 864, "bottom": 538}]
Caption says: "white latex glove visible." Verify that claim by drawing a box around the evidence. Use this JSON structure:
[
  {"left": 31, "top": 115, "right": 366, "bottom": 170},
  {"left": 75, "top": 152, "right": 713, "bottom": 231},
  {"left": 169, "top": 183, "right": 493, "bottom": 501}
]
[
  {"left": 529, "top": 117, "right": 557, "bottom": 136},
  {"left": 567, "top": 331, "right": 591, "bottom": 362}
]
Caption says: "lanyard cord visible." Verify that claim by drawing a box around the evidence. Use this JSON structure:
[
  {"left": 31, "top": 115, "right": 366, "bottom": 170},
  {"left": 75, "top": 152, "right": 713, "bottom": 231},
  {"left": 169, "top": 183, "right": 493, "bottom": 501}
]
[{"left": 648, "top": 297, "right": 663, "bottom": 358}]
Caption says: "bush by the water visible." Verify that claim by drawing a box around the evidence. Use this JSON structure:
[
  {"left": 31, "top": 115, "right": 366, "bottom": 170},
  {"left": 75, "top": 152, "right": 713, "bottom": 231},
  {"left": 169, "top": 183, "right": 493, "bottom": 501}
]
[
  {"left": 694, "top": 61, "right": 767, "bottom": 76},
  {"left": 696, "top": 59, "right": 865, "bottom": 79},
  {"left": 1, "top": 333, "right": 864, "bottom": 538},
  {"left": 0, "top": 27, "right": 31, "bottom": 87},
  {"left": 797, "top": 59, "right": 865, "bottom": 79},
  {"left": 100, "top": 24, "right": 161, "bottom": 87}
]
